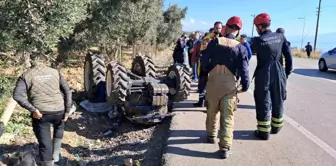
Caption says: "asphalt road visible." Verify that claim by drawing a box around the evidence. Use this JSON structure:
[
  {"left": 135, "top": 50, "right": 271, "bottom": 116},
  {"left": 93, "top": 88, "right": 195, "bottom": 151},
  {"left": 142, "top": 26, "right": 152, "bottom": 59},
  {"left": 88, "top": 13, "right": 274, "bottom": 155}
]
[{"left": 163, "top": 56, "right": 336, "bottom": 166}]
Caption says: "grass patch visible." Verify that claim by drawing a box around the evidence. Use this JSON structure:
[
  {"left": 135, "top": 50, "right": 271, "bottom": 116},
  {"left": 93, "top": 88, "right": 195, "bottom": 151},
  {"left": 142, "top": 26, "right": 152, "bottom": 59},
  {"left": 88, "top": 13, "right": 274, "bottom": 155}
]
[{"left": 291, "top": 49, "right": 321, "bottom": 59}]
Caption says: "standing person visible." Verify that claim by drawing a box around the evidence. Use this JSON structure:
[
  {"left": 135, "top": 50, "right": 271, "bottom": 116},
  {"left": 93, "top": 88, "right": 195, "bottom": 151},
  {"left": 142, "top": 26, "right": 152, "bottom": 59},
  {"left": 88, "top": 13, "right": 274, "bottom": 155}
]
[
  {"left": 13, "top": 52, "right": 72, "bottom": 166},
  {"left": 188, "top": 31, "right": 201, "bottom": 81},
  {"left": 213, "top": 21, "right": 224, "bottom": 37},
  {"left": 201, "top": 16, "right": 250, "bottom": 159},
  {"left": 305, "top": 42, "right": 313, "bottom": 58},
  {"left": 276, "top": 28, "right": 291, "bottom": 46},
  {"left": 276, "top": 28, "right": 291, "bottom": 66},
  {"left": 252, "top": 13, "right": 293, "bottom": 140},
  {"left": 193, "top": 22, "right": 224, "bottom": 107},
  {"left": 240, "top": 34, "right": 253, "bottom": 60},
  {"left": 172, "top": 36, "right": 186, "bottom": 64},
  {"left": 186, "top": 32, "right": 195, "bottom": 68}
]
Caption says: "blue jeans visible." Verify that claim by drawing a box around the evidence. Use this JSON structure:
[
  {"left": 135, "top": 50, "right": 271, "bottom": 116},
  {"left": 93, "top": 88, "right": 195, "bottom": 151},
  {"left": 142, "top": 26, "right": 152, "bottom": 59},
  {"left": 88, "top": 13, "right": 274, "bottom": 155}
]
[{"left": 193, "top": 63, "right": 199, "bottom": 80}]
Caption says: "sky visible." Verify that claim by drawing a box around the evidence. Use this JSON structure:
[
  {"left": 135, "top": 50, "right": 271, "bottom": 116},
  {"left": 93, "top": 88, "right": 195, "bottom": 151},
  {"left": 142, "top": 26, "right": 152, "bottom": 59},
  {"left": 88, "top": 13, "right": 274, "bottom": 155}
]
[{"left": 163, "top": 0, "right": 335, "bottom": 51}]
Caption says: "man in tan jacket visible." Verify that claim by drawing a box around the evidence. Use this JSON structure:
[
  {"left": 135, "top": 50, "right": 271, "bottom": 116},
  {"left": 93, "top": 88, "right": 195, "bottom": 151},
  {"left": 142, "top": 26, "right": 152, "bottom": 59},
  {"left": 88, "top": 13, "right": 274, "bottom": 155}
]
[{"left": 200, "top": 16, "right": 250, "bottom": 159}]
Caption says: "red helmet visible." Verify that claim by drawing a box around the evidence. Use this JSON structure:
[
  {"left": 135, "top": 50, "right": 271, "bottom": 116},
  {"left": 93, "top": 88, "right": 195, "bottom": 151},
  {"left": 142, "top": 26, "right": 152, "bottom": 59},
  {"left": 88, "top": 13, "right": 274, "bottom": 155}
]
[
  {"left": 254, "top": 13, "right": 271, "bottom": 25},
  {"left": 226, "top": 16, "right": 243, "bottom": 29}
]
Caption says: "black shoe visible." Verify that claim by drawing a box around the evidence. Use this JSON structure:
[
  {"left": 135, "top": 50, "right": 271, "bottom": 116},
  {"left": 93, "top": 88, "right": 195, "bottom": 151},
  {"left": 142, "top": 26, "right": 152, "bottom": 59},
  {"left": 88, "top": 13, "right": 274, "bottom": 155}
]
[
  {"left": 219, "top": 147, "right": 230, "bottom": 159},
  {"left": 207, "top": 136, "right": 215, "bottom": 144},
  {"left": 254, "top": 130, "right": 270, "bottom": 140},
  {"left": 271, "top": 127, "right": 282, "bottom": 134}
]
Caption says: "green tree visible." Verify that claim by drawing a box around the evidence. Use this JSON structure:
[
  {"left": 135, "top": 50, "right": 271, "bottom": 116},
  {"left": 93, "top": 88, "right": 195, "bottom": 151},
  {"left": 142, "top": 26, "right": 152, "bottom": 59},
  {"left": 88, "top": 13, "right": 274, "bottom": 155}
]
[
  {"left": 0, "top": 0, "right": 89, "bottom": 56},
  {"left": 156, "top": 4, "right": 187, "bottom": 50}
]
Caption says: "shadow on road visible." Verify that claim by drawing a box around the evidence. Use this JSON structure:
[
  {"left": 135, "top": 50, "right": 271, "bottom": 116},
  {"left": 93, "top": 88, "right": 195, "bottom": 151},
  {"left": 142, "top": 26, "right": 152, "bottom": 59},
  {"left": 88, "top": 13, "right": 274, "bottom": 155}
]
[
  {"left": 233, "top": 130, "right": 260, "bottom": 140},
  {"left": 165, "top": 129, "right": 260, "bottom": 159},
  {"left": 292, "top": 68, "right": 336, "bottom": 81},
  {"left": 165, "top": 146, "right": 221, "bottom": 159},
  {"left": 237, "top": 104, "right": 255, "bottom": 110},
  {"left": 172, "top": 100, "right": 206, "bottom": 112}
]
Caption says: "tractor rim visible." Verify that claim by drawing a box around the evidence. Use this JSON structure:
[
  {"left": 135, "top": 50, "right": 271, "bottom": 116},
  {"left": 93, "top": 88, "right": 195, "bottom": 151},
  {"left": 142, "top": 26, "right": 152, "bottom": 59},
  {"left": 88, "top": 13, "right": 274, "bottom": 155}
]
[
  {"left": 84, "top": 61, "right": 90, "bottom": 92},
  {"left": 106, "top": 70, "right": 112, "bottom": 97}
]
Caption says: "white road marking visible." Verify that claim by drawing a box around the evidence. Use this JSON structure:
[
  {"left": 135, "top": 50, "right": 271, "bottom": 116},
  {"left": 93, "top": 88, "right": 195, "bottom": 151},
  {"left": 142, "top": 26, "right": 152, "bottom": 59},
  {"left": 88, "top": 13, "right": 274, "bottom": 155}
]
[{"left": 247, "top": 89, "right": 336, "bottom": 159}]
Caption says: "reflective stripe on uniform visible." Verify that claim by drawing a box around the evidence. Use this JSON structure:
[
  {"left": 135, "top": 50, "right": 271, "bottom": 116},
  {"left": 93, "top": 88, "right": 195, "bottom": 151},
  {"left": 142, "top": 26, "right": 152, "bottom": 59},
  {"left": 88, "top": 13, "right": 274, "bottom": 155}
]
[
  {"left": 271, "top": 117, "right": 284, "bottom": 128},
  {"left": 257, "top": 126, "right": 271, "bottom": 132},
  {"left": 271, "top": 122, "right": 283, "bottom": 127},
  {"left": 257, "top": 121, "right": 271, "bottom": 126},
  {"left": 272, "top": 117, "right": 284, "bottom": 123}
]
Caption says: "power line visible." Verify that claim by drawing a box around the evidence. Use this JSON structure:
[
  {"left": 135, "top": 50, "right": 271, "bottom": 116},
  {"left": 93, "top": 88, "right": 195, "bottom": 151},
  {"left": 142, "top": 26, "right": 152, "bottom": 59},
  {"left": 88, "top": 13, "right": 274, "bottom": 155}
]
[{"left": 314, "top": 0, "right": 322, "bottom": 51}]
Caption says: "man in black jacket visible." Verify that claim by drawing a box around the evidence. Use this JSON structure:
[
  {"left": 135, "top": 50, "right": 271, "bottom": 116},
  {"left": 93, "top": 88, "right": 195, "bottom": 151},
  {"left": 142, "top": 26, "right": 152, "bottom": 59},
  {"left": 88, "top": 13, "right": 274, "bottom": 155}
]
[
  {"left": 13, "top": 52, "right": 72, "bottom": 166},
  {"left": 252, "top": 13, "right": 293, "bottom": 140},
  {"left": 201, "top": 16, "right": 250, "bottom": 159}
]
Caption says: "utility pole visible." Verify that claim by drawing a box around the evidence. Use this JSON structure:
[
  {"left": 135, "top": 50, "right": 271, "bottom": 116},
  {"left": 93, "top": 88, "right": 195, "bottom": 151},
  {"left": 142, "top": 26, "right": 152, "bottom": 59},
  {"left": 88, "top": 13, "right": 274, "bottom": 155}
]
[
  {"left": 298, "top": 17, "right": 306, "bottom": 49},
  {"left": 251, "top": 14, "right": 256, "bottom": 37},
  {"left": 314, "top": 0, "right": 322, "bottom": 51}
]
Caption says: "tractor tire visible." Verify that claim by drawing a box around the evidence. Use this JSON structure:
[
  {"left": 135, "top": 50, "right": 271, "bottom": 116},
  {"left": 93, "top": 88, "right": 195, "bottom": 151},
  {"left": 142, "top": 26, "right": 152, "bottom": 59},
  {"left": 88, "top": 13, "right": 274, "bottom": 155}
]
[
  {"left": 84, "top": 53, "right": 106, "bottom": 99},
  {"left": 106, "top": 61, "right": 130, "bottom": 105},
  {"left": 167, "top": 64, "right": 192, "bottom": 102},
  {"left": 131, "top": 56, "right": 156, "bottom": 78}
]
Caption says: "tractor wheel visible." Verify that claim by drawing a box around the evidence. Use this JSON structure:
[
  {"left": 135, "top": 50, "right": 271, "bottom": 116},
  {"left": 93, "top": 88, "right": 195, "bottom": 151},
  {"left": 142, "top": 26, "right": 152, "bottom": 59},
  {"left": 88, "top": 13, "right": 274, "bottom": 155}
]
[
  {"left": 106, "top": 61, "right": 130, "bottom": 105},
  {"left": 131, "top": 55, "right": 156, "bottom": 78},
  {"left": 167, "top": 64, "right": 192, "bottom": 102},
  {"left": 84, "top": 52, "right": 106, "bottom": 99}
]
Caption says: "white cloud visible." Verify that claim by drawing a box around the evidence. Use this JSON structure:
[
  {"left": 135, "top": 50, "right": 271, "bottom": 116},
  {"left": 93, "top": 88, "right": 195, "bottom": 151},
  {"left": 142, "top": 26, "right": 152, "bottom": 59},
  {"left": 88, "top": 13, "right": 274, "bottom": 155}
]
[
  {"left": 189, "top": 18, "right": 195, "bottom": 24},
  {"left": 201, "top": 21, "right": 207, "bottom": 25}
]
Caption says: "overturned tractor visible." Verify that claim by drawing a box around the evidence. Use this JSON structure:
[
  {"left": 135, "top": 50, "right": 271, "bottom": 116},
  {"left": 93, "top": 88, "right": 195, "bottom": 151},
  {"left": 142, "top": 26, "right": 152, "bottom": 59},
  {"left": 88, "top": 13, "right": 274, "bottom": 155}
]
[{"left": 83, "top": 48, "right": 192, "bottom": 125}]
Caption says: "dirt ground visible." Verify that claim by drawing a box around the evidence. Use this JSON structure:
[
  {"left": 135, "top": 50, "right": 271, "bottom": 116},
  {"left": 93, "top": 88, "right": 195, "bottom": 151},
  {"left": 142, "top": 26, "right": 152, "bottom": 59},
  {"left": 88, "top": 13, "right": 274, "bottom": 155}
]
[{"left": 0, "top": 49, "right": 174, "bottom": 166}]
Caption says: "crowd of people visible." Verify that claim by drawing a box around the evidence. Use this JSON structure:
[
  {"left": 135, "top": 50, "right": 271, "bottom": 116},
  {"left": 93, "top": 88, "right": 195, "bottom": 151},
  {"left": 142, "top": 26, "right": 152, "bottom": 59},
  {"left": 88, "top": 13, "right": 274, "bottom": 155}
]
[
  {"left": 172, "top": 13, "right": 293, "bottom": 159},
  {"left": 0, "top": 13, "right": 294, "bottom": 166}
]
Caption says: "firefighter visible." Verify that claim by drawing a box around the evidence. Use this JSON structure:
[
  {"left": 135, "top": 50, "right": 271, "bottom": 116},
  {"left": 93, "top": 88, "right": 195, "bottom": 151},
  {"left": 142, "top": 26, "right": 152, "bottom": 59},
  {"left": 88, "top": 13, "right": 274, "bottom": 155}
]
[
  {"left": 252, "top": 13, "right": 293, "bottom": 140},
  {"left": 13, "top": 51, "right": 72, "bottom": 166},
  {"left": 201, "top": 16, "right": 250, "bottom": 159},
  {"left": 193, "top": 22, "right": 224, "bottom": 107}
]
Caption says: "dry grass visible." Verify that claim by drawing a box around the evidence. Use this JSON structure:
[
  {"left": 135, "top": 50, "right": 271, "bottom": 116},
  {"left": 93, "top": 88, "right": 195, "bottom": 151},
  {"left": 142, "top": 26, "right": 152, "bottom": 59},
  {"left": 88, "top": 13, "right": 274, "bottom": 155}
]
[{"left": 291, "top": 48, "right": 321, "bottom": 59}]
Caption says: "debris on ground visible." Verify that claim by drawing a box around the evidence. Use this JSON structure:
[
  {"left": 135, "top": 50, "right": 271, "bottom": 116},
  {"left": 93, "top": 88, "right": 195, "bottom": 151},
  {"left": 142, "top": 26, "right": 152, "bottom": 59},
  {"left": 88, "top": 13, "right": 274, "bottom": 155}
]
[{"left": 0, "top": 51, "right": 173, "bottom": 166}]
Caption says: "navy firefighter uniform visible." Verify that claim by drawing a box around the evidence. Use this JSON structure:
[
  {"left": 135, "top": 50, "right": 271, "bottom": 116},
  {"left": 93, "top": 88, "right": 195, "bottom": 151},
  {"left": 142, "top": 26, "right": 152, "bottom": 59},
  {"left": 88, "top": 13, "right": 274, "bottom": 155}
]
[
  {"left": 252, "top": 13, "right": 293, "bottom": 140},
  {"left": 201, "top": 16, "right": 250, "bottom": 159}
]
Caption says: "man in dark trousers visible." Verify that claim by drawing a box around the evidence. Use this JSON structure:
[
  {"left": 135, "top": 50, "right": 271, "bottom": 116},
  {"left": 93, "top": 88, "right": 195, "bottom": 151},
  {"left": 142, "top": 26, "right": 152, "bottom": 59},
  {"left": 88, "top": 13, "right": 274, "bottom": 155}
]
[
  {"left": 276, "top": 28, "right": 291, "bottom": 66},
  {"left": 13, "top": 52, "right": 72, "bottom": 166},
  {"left": 201, "top": 16, "right": 250, "bottom": 159},
  {"left": 193, "top": 22, "right": 224, "bottom": 107},
  {"left": 305, "top": 42, "right": 313, "bottom": 58},
  {"left": 252, "top": 13, "right": 293, "bottom": 140}
]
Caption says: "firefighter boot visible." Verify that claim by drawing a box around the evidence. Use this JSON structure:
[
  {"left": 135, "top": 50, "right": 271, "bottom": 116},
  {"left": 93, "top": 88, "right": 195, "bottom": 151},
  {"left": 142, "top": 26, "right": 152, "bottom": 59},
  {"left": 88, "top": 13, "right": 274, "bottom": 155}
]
[
  {"left": 254, "top": 130, "right": 270, "bottom": 140},
  {"left": 271, "top": 127, "right": 282, "bottom": 134},
  {"left": 52, "top": 138, "right": 62, "bottom": 163},
  {"left": 218, "top": 145, "right": 230, "bottom": 159}
]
